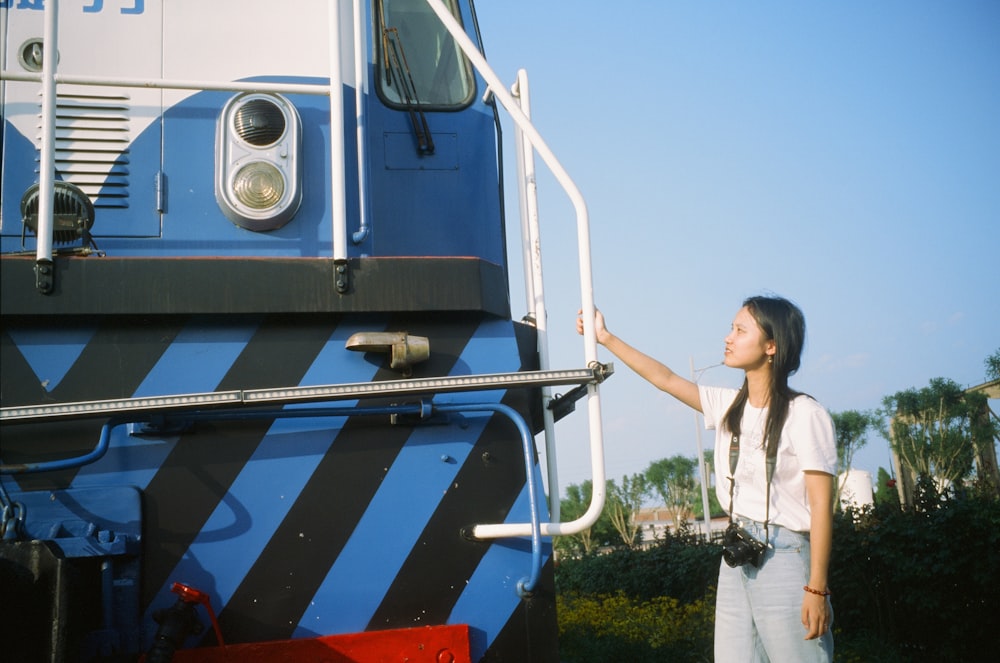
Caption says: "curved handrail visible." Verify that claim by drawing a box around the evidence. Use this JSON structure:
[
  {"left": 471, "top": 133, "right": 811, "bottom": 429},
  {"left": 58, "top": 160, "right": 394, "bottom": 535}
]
[
  {"left": 436, "top": 403, "right": 542, "bottom": 596},
  {"left": 423, "top": 0, "right": 607, "bottom": 540}
]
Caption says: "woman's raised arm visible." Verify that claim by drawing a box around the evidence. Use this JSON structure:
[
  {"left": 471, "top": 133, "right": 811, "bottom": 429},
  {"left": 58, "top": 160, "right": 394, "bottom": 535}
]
[{"left": 578, "top": 309, "right": 702, "bottom": 412}]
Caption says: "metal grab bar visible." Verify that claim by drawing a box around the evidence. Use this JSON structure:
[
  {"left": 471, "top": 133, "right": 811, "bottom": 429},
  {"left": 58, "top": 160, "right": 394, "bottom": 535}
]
[
  {"left": 0, "top": 400, "right": 545, "bottom": 596},
  {"left": 34, "top": 0, "right": 60, "bottom": 292},
  {"left": 0, "top": 367, "right": 608, "bottom": 424},
  {"left": 1, "top": 70, "right": 334, "bottom": 95},
  {"left": 511, "top": 69, "right": 560, "bottom": 522},
  {"left": 436, "top": 403, "right": 543, "bottom": 597},
  {"left": 423, "top": 0, "right": 607, "bottom": 540},
  {"left": 328, "top": 2, "right": 349, "bottom": 262}
]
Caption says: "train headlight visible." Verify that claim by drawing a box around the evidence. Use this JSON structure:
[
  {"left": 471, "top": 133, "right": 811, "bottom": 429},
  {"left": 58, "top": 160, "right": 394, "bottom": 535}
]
[
  {"left": 232, "top": 162, "right": 285, "bottom": 209},
  {"left": 215, "top": 93, "right": 302, "bottom": 232}
]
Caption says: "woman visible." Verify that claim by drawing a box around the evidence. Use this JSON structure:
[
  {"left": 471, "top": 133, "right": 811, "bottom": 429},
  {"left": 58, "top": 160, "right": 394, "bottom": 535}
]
[{"left": 578, "top": 295, "right": 836, "bottom": 662}]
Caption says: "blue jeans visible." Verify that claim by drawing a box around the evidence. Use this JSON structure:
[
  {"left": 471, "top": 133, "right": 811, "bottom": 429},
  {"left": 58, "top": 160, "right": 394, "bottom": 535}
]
[{"left": 714, "top": 521, "right": 834, "bottom": 662}]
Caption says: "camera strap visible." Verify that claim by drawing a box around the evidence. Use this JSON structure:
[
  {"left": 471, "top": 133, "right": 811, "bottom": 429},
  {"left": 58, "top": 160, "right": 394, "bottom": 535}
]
[{"left": 727, "top": 431, "right": 777, "bottom": 545}]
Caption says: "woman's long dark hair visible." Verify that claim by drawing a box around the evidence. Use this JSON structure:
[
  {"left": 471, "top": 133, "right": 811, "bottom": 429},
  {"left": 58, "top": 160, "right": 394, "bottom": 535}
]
[{"left": 723, "top": 295, "right": 807, "bottom": 457}]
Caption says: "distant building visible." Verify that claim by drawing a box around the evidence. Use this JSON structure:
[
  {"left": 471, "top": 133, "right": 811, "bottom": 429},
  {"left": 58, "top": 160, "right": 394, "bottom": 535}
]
[
  {"left": 633, "top": 507, "right": 728, "bottom": 546},
  {"left": 838, "top": 468, "right": 875, "bottom": 511}
]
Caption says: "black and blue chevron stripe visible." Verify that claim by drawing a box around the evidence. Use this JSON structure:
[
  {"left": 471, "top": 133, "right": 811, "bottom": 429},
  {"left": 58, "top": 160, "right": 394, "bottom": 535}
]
[{"left": 0, "top": 313, "right": 557, "bottom": 661}]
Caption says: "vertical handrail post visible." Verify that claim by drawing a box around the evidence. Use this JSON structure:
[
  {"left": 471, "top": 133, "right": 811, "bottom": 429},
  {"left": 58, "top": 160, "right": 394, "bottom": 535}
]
[
  {"left": 329, "top": 2, "right": 348, "bottom": 263},
  {"left": 512, "top": 69, "right": 559, "bottom": 522},
  {"left": 35, "top": 0, "right": 60, "bottom": 293},
  {"left": 691, "top": 357, "right": 714, "bottom": 542}
]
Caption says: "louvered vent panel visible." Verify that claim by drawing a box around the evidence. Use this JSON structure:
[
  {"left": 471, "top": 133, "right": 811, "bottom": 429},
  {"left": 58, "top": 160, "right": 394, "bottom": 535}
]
[{"left": 36, "top": 92, "right": 131, "bottom": 209}]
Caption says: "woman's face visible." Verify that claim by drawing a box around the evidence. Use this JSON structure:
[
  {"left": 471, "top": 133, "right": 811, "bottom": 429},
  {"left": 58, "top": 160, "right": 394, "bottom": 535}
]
[{"left": 724, "top": 306, "right": 775, "bottom": 371}]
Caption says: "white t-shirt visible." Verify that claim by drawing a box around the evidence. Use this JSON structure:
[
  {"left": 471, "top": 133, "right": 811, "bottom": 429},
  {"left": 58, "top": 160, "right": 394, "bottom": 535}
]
[{"left": 700, "top": 385, "right": 837, "bottom": 532}]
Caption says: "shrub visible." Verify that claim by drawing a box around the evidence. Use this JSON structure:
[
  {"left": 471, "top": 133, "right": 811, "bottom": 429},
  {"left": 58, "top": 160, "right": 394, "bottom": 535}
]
[
  {"left": 557, "top": 590, "right": 714, "bottom": 663},
  {"left": 831, "top": 482, "right": 1000, "bottom": 662},
  {"left": 555, "top": 524, "right": 721, "bottom": 603},
  {"left": 556, "top": 489, "right": 1000, "bottom": 662}
]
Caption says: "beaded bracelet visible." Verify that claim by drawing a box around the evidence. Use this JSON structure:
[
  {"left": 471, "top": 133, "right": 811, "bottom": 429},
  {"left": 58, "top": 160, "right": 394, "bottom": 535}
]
[{"left": 803, "top": 585, "right": 832, "bottom": 596}]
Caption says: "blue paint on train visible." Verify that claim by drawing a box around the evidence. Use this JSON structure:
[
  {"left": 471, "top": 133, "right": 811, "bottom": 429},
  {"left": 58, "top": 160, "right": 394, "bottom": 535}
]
[
  {"left": 294, "top": 326, "right": 516, "bottom": 637},
  {"left": 5, "top": 325, "right": 100, "bottom": 390},
  {"left": 140, "top": 321, "right": 389, "bottom": 624}
]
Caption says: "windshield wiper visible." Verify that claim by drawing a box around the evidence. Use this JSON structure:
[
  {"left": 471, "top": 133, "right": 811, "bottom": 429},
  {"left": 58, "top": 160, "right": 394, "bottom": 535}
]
[{"left": 383, "top": 27, "right": 435, "bottom": 155}]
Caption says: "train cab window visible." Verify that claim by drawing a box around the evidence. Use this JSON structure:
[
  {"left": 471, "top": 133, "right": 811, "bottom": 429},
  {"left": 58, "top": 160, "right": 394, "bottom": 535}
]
[{"left": 375, "top": 0, "right": 475, "bottom": 110}]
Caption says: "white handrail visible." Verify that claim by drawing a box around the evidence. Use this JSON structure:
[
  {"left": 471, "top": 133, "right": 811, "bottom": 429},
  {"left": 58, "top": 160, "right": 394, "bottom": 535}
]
[
  {"left": 329, "top": 3, "right": 348, "bottom": 262},
  {"left": 35, "top": 0, "right": 60, "bottom": 274},
  {"left": 423, "top": 0, "right": 606, "bottom": 538},
  {"left": 1, "top": 70, "right": 333, "bottom": 95},
  {"left": 511, "top": 69, "right": 559, "bottom": 523}
]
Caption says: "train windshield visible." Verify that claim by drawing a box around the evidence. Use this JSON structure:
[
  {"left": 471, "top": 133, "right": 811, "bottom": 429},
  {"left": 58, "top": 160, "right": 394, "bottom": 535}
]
[{"left": 375, "top": 0, "right": 475, "bottom": 109}]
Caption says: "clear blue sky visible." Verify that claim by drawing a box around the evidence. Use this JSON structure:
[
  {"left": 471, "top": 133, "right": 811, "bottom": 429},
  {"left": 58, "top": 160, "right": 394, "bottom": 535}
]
[{"left": 474, "top": 1, "right": 1000, "bottom": 497}]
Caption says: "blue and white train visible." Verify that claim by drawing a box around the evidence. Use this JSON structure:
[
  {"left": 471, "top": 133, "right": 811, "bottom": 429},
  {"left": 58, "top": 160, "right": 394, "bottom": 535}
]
[{"left": 0, "top": 1, "right": 609, "bottom": 661}]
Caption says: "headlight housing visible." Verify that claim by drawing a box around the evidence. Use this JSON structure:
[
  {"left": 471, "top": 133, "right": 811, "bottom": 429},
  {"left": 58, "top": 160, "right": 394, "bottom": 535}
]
[
  {"left": 215, "top": 93, "right": 302, "bottom": 232},
  {"left": 20, "top": 180, "right": 96, "bottom": 246}
]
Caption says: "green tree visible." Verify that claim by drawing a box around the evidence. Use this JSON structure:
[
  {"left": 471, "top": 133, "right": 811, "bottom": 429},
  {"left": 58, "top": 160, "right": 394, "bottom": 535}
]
[
  {"left": 985, "top": 348, "right": 1000, "bottom": 381},
  {"left": 832, "top": 410, "right": 877, "bottom": 475},
  {"left": 874, "top": 466, "right": 901, "bottom": 508},
  {"left": 646, "top": 455, "right": 699, "bottom": 527},
  {"left": 558, "top": 481, "right": 593, "bottom": 557},
  {"left": 690, "top": 450, "right": 723, "bottom": 521},
  {"left": 606, "top": 473, "right": 649, "bottom": 550},
  {"left": 556, "top": 480, "right": 616, "bottom": 558},
  {"left": 970, "top": 349, "right": 1000, "bottom": 495},
  {"left": 831, "top": 409, "right": 878, "bottom": 507},
  {"left": 881, "top": 377, "right": 988, "bottom": 497}
]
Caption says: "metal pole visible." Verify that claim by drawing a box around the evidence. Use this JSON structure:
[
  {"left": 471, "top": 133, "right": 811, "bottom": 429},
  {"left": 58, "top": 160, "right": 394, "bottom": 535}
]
[
  {"left": 512, "top": 70, "right": 559, "bottom": 521},
  {"left": 328, "top": 2, "right": 348, "bottom": 261},
  {"left": 691, "top": 357, "right": 714, "bottom": 542},
  {"left": 35, "top": 0, "right": 60, "bottom": 290}
]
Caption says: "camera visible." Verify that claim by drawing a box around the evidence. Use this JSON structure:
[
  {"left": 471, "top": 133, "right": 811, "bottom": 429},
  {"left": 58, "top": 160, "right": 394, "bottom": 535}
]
[{"left": 722, "top": 523, "right": 768, "bottom": 568}]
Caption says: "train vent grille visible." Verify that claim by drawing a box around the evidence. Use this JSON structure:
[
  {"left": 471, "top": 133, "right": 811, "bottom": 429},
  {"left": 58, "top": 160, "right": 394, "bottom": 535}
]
[{"left": 35, "top": 91, "right": 132, "bottom": 209}]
